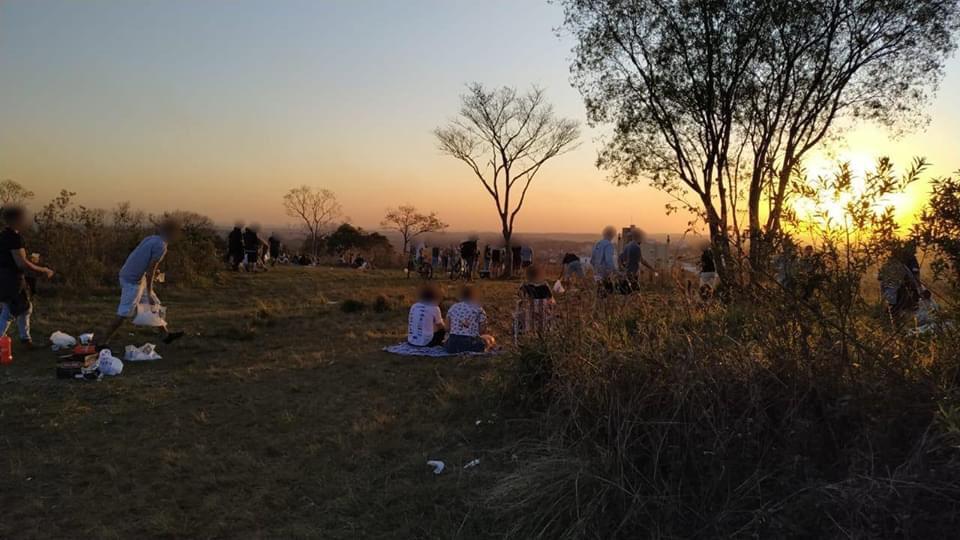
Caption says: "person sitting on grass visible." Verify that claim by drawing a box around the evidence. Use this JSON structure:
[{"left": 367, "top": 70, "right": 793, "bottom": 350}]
[
  {"left": 96, "top": 218, "right": 185, "bottom": 347},
  {"left": 0, "top": 205, "right": 55, "bottom": 348},
  {"left": 445, "top": 285, "right": 495, "bottom": 353},
  {"left": 514, "top": 264, "right": 556, "bottom": 340},
  {"left": 407, "top": 283, "right": 445, "bottom": 347}
]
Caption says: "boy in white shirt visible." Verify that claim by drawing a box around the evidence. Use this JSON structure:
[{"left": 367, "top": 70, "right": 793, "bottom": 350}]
[{"left": 407, "top": 284, "right": 445, "bottom": 347}]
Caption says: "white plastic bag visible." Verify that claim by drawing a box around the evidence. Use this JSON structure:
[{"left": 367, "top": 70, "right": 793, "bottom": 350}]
[
  {"left": 124, "top": 343, "right": 162, "bottom": 362},
  {"left": 132, "top": 302, "right": 167, "bottom": 327},
  {"left": 96, "top": 349, "right": 124, "bottom": 376},
  {"left": 552, "top": 280, "right": 566, "bottom": 294},
  {"left": 49, "top": 331, "right": 77, "bottom": 351}
]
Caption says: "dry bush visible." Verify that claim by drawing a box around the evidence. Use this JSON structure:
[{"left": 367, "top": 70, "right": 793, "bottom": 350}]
[
  {"left": 490, "top": 160, "right": 960, "bottom": 538},
  {"left": 493, "top": 289, "right": 960, "bottom": 538},
  {"left": 28, "top": 191, "right": 223, "bottom": 291}
]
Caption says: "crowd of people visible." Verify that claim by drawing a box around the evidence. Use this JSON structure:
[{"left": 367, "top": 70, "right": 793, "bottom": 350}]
[
  {"left": 407, "top": 240, "right": 537, "bottom": 281},
  {"left": 0, "top": 207, "right": 943, "bottom": 355},
  {"left": 227, "top": 223, "right": 285, "bottom": 271}
]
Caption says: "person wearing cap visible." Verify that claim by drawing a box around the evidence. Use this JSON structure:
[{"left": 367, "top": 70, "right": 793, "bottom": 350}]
[{"left": 97, "top": 218, "right": 185, "bottom": 346}]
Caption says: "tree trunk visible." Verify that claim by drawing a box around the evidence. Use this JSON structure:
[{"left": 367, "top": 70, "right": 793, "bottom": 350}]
[{"left": 501, "top": 227, "right": 513, "bottom": 279}]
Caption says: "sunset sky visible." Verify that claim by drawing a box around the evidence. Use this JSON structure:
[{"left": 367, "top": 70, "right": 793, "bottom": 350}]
[{"left": 2, "top": 0, "right": 958, "bottom": 235}]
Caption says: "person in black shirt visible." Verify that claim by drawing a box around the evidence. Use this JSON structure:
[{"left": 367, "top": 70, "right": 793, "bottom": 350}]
[
  {"left": 268, "top": 234, "right": 282, "bottom": 266},
  {"left": 243, "top": 226, "right": 260, "bottom": 272},
  {"left": 0, "top": 206, "right": 55, "bottom": 346},
  {"left": 460, "top": 239, "right": 478, "bottom": 280},
  {"left": 227, "top": 223, "right": 244, "bottom": 271}
]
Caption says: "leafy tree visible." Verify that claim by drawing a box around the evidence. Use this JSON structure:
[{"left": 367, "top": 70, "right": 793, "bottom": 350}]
[
  {"left": 326, "top": 223, "right": 393, "bottom": 258},
  {"left": 562, "top": 0, "right": 960, "bottom": 274},
  {"left": 282, "top": 186, "right": 342, "bottom": 257},
  {"left": 0, "top": 179, "right": 34, "bottom": 206},
  {"left": 381, "top": 204, "right": 448, "bottom": 255},
  {"left": 914, "top": 170, "right": 960, "bottom": 286},
  {"left": 435, "top": 84, "right": 579, "bottom": 274}
]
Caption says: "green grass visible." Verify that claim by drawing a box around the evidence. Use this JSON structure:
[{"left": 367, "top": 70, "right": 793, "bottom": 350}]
[{"left": 0, "top": 268, "right": 526, "bottom": 539}]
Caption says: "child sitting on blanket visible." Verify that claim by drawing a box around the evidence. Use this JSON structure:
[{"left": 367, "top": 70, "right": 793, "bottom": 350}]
[
  {"left": 407, "top": 284, "right": 446, "bottom": 347},
  {"left": 445, "top": 285, "right": 496, "bottom": 354}
]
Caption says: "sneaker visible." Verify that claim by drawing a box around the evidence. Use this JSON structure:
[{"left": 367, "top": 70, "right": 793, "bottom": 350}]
[
  {"left": 162, "top": 331, "right": 185, "bottom": 345},
  {"left": 19, "top": 338, "right": 34, "bottom": 348}
]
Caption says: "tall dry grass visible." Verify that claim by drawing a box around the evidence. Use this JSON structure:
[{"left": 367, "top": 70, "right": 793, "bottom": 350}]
[{"left": 489, "top": 161, "right": 960, "bottom": 538}]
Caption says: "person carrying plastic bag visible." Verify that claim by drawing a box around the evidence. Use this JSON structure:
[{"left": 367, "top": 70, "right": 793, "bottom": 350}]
[{"left": 94, "top": 218, "right": 185, "bottom": 347}]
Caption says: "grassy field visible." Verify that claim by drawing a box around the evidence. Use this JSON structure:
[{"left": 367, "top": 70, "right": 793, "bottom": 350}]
[{"left": 1, "top": 268, "right": 530, "bottom": 539}]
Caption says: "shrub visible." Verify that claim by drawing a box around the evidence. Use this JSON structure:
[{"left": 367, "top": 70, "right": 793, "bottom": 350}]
[
  {"left": 25, "top": 191, "right": 222, "bottom": 291},
  {"left": 340, "top": 298, "right": 365, "bottom": 313}
]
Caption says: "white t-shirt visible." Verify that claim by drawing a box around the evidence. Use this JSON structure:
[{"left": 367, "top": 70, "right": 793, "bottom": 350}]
[
  {"left": 407, "top": 302, "right": 443, "bottom": 346},
  {"left": 447, "top": 301, "right": 487, "bottom": 337}
]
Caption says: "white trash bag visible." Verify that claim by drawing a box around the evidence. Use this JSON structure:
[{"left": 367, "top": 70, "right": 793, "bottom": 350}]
[
  {"left": 124, "top": 343, "right": 162, "bottom": 362},
  {"left": 50, "top": 331, "right": 77, "bottom": 351},
  {"left": 96, "top": 349, "right": 124, "bottom": 376},
  {"left": 132, "top": 301, "right": 167, "bottom": 327}
]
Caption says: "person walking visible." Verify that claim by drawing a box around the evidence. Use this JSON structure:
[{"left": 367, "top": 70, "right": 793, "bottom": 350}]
[
  {"left": 620, "top": 227, "right": 655, "bottom": 291},
  {"left": 591, "top": 226, "right": 618, "bottom": 293},
  {"left": 96, "top": 218, "right": 185, "bottom": 347}
]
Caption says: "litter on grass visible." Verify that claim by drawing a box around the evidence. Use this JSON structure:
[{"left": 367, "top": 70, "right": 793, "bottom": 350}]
[
  {"left": 427, "top": 460, "right": 445, "bottom": 474},
  {"left": 49, "top": 331, "right": 77, "bottom": 351},
  {"left": 96, "top": 349, "right": 124, "bottom": 376},
  {"left": 464, "top": 459, "right": 480, "bottom": 469},
  {"left": 124, "top": 343, "right": 162, "bottom": 361}
]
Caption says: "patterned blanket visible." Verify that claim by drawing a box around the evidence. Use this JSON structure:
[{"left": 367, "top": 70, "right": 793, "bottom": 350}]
[{"left": 382, "top": 342, "right": 496, "bottom": 357}]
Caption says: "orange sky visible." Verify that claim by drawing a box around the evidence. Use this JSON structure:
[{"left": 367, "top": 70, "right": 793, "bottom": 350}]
[{"left": 1, "top": 1, "right": 957, "bottom": 235}]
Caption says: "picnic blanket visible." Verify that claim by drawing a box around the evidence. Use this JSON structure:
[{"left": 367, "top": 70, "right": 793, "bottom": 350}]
[{"left": 383, "top": 342, "right": 497, "bottom": 357}]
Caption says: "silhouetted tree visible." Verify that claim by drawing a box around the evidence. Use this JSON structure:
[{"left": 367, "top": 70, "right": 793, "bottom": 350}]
[
  {"left": 563, "top": 0, "right": 960, "bottom": 274},
  {"left": 282, "top": 186, "right": 341, "bottom": 257},
  {"left": 0, "top": 179, "right": 34, "bottom": 206},
  {"left": 381, "top": 204, "right": 448, "bottom": 255},
  {"left": 435, "top": 84, "right": 579, "bottom": 274}
]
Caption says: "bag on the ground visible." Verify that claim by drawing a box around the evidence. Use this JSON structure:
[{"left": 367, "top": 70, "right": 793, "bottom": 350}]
[
  {"left": 552, "top": 280, "right": 565, "bottom": 294},
  {"left": 49, "top": 331, "right": 77, "bottom": 351},
  {"left": 96, "top": 348, "right": 124, "bottom": 376},
  {"left": 133, "top": 301, "right": 167, "bottom": 327},
  {"left": 124, "top": 343, "right": 162, "bottom": 361}
]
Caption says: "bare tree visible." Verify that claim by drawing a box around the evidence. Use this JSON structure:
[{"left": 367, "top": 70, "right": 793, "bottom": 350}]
[
  {"left": 435, "top": 84, "right": 580, "bottom": 274},
  {"left": 563, "top": 0, "right": 960, "bottom": 275},
  {"left": 282, "top": 186, "right": 342, "bottom": 257},
  {"left": 0, "top": 179, "right": 35, "bottom": 206},
  {"left": 381, "top": 204, "right": 448, "bottom": 256}
]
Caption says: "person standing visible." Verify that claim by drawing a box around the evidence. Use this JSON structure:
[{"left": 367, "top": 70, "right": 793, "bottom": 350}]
[
  {"left": 243, "top": 226, "right": 260, "bottom": 272},
  {"left": 268, "top": 234, "right": 282, "bottom": 267},
  {"left": 520, "top": 245, "right": 534, "bottom": 269},
  {"left": 97, "top": 218, "right": 184, "bottom": 347},
  {"left": 0, "top": 206, "right": 55, "bottom": 347},
  {"left": 460, "top": 239, "right": 478, "bottom": 280},
  {"left": 620, "top": 227, "right": 655, "bottom": 290},
  {"left": 591, "top": 226, "right": 618, "bottom": 293},
  {"left": 228, "top": 223, "right": 244, "bottom": 271}
]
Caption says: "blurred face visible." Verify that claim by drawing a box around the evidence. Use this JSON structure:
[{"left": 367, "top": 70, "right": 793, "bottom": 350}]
[
  {"left": 9, "top": 212, "right": 28, "bottom": 230},
  {"left": 603, "top": 226, "right": 616, "bottom": 240}
]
